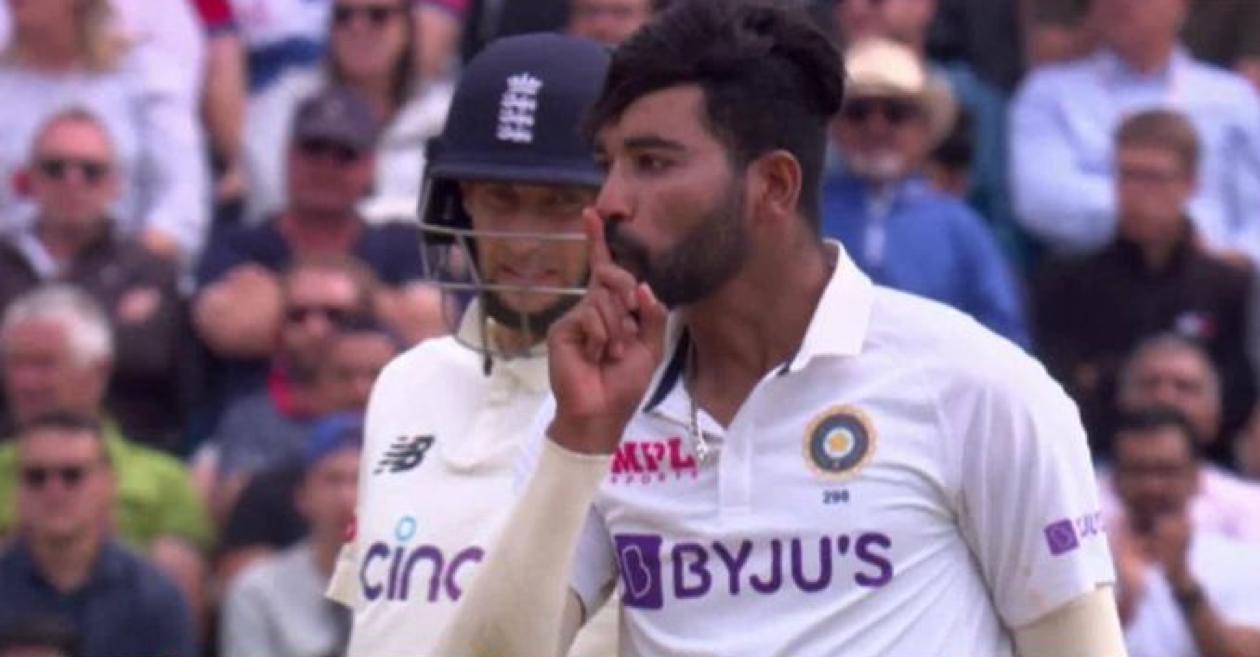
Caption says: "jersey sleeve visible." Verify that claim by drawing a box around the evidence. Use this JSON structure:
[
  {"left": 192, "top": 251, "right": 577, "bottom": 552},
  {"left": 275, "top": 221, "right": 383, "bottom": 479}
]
[
  {"left": 512, "top": 397, "right": 617, "bottom": 617},
  {"left": 942, "top": 341, "right": 1116, "bottom": 629}
]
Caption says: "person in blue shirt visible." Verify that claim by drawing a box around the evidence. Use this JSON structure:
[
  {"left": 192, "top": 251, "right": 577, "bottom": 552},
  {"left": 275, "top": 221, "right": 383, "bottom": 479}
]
[
  {"left": 0, "top": 412, "right": 196, "bottom": 657},
  {"left": 1011, "top": 0, "right": 1260, "bottom": 266},
  {"left": 822, "top": 37, "right": 1028, "bottom": 347}
]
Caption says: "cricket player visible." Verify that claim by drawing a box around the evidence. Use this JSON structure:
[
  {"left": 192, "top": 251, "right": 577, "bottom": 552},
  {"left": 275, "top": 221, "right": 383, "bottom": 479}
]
[
  {"left": 435, "top": 1, "right": 1127, "bottom": 655},
  {"left": 325, "top": 32, "right": 617, "bottom": 657}
]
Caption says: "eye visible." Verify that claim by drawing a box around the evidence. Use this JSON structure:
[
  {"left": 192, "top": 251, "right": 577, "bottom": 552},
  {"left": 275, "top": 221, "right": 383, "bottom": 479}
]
[{"left": 634, "top": 153, "right": 670, "bottom": 173}]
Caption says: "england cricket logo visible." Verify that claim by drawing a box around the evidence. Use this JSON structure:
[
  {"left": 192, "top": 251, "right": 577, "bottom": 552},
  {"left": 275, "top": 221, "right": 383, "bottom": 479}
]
[{"left": 497, "top": 73, "right": 543, "bottom": 144}]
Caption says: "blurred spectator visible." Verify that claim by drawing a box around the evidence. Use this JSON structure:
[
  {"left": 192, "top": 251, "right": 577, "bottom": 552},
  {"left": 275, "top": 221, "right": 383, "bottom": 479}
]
[
  {"left": 0, "top": 0, "right": 210, "bottom": 261},
  {"left": 218, "top": 413, "right": 361, "bottom": 657},
  {"left": 231, "top": 0, "right": 331, "bottom": 93},
  {"left": 194, "top": 0, "right": 251, "bottom": 209},
  {"left": 0, "top": 616, "right": 79, "bottom": 657},
  {"left": 1108, "top": 408, "right": 1260, "bottom": 657},
  {"left": 196, "top": 256, "right": 376, "bottom": 524},
  {"left": 0, "top": 1, "right": 207, "bottom": 106},
  {"left": 1099, "top": 334, "right": 1260, "bottom": 544},
  {"left": 0, "top": 286, "right": 213, "bottom": 623},
  {"left": 216, "top": 320, "right": 399, "bottom": 579},
  {"left": 1011, "top": 0, "right": 1260, "bottom": 266},
  {"left": 1183, "top": 0, "right": 1260, "bottom": 92},
  {"left": 1034, "top": 109, "right": 1256, "bottom": 450},
  {"left": 0, "top": 412, "right": 196, "bottom": 657},
  {"left": 1020, "top": 0, "right": 1092, "bottom": 68},
  {"left": 567, "top": 0, "right": 653, "bottom": 47},
  {"left": 834, "top": 0, "right": 1018, "bottom": 264},
  {"left": 414, "top": 0, "right": 471, "bottom": 82},
  {"left": 0, "top": 110, "right": 190, "bottom": 451},
  {"left": 924, "top": 0, "right": 1023, "bottom": 92},
  {"left": 823, "top": 38, "right": 1028, "bottom": 346},
  {"left": 195, "top": 86, "right": 443, "bottom": 365},
  {"left": 245, "top": 0, "right": 453, "bottom": 224},
  {"left": 460, "top": 0, "right": 568, "bottom": 60}
]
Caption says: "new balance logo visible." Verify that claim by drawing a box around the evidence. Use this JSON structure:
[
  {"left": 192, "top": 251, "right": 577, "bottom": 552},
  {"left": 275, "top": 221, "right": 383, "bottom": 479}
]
[
  {"left": 497, "top": 73, "right": 543, "bottom": 144},
  {"left": 375, "top": 435, "right": 435, "bottom": 474}
]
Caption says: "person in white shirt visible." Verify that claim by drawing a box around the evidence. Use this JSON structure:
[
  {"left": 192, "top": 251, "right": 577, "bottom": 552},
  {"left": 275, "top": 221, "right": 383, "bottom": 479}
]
[
  {"left": 1108, "top": 407, "right": 1260, "bottom": 657},
  {"left": 325, "top": 32, "right": 617, "bottom": 657},
  {"left": 1097, "top": 333, "right": 1260, "bottom": 543},
  {"left": 243, "top": 0, "right": 454, "bottom": 225},
  {"left": 435, "top": 1, "right": 1125, "bottom": 656},
  {"left": 220, "top": 412, "right": 363, "bottom": 657}
]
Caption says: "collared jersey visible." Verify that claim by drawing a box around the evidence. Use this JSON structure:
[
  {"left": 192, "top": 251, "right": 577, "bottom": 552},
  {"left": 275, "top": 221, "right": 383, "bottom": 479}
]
[
  {"left": 328, "top": 304, "right": 615, "bottom": 657},
  {"left": 558, "top": 241, "right": 1114, "bottom": 657}
]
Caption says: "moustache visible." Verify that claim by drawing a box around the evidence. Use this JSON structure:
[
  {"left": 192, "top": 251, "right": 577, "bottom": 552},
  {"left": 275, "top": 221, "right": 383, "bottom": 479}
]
[{"left": 604, "top": 221, "right": 652, "bottom": 281}]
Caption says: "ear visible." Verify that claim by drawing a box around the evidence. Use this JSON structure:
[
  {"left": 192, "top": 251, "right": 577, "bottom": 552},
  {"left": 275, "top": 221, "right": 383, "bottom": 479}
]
[{"left": 748, "top": 150, "right": 802, "bottom": 226}]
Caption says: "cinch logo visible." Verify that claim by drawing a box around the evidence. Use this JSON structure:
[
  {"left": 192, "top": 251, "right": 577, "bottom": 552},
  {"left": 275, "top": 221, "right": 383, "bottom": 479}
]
[
  {"left": 610, "top": 437, "right": 698, "bottom": 484},
  {"left": 359, "top": 516, "right": 483, "bottom": 603},
  {"left": 614, "top": 532, "right": 894, "bottom": 610}
]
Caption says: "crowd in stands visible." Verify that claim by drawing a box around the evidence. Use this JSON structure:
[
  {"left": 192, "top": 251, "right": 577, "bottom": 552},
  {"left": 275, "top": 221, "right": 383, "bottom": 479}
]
[{"left": 0, "top": 0, "right": 1258, "bottom": 655}]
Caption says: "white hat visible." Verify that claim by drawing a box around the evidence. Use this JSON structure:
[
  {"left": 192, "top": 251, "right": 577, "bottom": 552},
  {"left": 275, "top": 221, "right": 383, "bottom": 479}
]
[{"left": 843, "top": 37, "right": 959, "bottom": 146}]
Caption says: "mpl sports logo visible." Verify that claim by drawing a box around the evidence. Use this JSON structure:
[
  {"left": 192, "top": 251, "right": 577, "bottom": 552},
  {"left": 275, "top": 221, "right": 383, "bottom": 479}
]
[
  {"left": 610, "top": 437, "right": 699, "bottom": 484},
  {"left": 614, "top": 532, "right": 895, "bottom": 609}
]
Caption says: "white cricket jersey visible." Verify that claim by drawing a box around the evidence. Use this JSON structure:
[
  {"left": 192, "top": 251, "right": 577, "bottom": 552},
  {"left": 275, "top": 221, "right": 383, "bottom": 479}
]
[
  {"left": 327, "top": 303, "right": 616, "bottom": 657},
  {"left": 557, "top": 241, "right": 1115, "bottom": 657}
]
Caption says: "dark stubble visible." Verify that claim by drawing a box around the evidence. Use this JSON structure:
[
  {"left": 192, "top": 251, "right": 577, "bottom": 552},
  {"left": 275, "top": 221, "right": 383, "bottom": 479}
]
[{"left": 605, "top": 178, "right": 750, "bottom": 309}]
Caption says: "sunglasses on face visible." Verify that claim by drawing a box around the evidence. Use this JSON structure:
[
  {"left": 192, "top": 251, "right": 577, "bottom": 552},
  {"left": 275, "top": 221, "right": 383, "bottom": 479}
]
[
  {"left": 36, "top": 158, "right": 112, "bottom": 184},
  {"left": 21, "top": 464, "right": 93, "bottom": 490},
  {"left": 840, "top": 98, "right": 922, "bottom": 126},
  {"left": 285, "top": 305, "right": 355, "bottom": 326},
  {"left": 298, "top": 138, "right": 364, "bottom": 165},
  {"left": 332, "top": 4, "right": 402, "bottom": 28}
]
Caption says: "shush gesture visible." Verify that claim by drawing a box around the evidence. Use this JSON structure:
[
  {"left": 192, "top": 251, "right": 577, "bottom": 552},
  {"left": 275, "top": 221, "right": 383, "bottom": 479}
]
[{"left": 546, "top": 209, "right": 670, "bottom": 455}]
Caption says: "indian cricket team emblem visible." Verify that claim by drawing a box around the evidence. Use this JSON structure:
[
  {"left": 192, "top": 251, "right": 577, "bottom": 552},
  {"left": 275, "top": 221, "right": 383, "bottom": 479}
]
[
  {"left": 804, "top": 406, "right": 877, "bottom": 479},
  {"left": 497, "top": 73, "right": 543, "bottom": 144}
]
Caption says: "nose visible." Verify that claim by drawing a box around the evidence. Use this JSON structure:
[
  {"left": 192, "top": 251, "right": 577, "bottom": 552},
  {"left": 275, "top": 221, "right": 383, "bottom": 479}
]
[{"left": 593, "top": 165, "right": 632, "bottom": 226}]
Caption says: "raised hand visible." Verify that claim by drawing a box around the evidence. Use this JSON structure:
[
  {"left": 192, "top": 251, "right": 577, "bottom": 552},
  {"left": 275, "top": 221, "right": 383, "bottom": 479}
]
[{"left": 546, "top": 210, "right": 669, "bottom": 455}]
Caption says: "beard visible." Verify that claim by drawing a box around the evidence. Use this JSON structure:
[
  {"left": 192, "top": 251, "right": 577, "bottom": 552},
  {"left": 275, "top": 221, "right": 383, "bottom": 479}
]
[
  {"left": 605, "top": 178, "right": 750, "bottom": 309},
  {"left": 480, "top": 286, "right": 582, "bottom": 339},
  {"left": 844, "top": 148, "right": 909, "bottom": 183}
]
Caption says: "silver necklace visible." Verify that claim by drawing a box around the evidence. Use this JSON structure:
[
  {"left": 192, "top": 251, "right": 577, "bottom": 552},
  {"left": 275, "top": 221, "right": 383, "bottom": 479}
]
[{"left": 685, "top": 345, "right": 716, "bottom": 464}]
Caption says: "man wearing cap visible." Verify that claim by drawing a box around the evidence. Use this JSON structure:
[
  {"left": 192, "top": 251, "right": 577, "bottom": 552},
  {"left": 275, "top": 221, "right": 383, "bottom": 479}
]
[
  {"left": 219, "top": 413, "right": 363, "bottom": 657},
  {"left": 192, "top": 86, "right": 446, "bottom": 403},
  {"left": 325, "top": 33, "right": 617, "bottom": 657},
  {"left": 822, "top": 37, "right": 1028, "bottom": 347}
]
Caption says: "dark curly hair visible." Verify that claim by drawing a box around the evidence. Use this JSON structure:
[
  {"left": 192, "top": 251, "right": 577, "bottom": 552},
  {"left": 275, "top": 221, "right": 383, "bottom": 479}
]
[{"left": 586, "top": 0, "right": 846, "bottom": 228}]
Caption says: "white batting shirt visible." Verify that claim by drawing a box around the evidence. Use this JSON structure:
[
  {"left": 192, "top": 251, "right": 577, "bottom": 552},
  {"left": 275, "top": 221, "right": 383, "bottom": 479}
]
[
  {"left": 327, "top": 303, "right": 616, "bottom": 657},
  {"left": 555, "top": 241, "right": 1115, "bottom": 657}
]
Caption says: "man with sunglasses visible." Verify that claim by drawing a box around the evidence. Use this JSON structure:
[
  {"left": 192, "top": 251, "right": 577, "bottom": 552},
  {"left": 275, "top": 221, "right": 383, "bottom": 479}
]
[
  {"left": 200, "top": 255, "right": 378, "bottom": 523},
  {"left": 195, "top": 87, "right": 444, "bottom": 410},
  {"left": 822, "top": 37, "right": 1028, "bottom": 347},
  {"left": 0, "top": 412, "right": 196, "bottom": 657},
  {"left": 0, "top": 109, "right": 187, "bottom": 452}
]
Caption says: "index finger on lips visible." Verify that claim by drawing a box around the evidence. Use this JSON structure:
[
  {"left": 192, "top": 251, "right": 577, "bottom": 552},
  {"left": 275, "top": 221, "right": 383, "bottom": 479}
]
[{"left": 583, "top": 208, "right": 613, "bottom": 270}]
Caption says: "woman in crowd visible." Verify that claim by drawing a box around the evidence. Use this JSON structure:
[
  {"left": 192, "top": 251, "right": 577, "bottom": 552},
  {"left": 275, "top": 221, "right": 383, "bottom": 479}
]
[
  {"left": 244, "top": 0, "right": 454, "bottom": 225},
  {"left": 0, "top": 0, "right": 209, "bottom": 261}
]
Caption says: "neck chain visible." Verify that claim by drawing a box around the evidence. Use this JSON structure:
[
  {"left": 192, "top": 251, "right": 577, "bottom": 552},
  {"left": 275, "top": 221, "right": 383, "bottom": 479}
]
[{"left": 685, "top": 343, "right": 716, "bottom": 464}]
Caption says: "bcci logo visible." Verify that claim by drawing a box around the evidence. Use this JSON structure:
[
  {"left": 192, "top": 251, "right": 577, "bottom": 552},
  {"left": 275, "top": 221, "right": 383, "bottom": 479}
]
[
  {"left": 804, "top": 406, "right": 877, "bottom": 480},
  {"left": 497, "top": 72, "right": 543, "bottom": 144}
]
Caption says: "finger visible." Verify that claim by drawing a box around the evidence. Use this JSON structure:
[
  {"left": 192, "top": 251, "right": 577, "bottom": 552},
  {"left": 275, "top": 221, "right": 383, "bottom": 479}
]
[
  {"left": 592, "top": 262, "right": 639, "bottom": 310},
  {"left": 589, "top": 287, "right": 633, "bottom": 360},
  {"left": 583, "top": 208, "right": 613, "bottom": 270},
  {"left": 634, "top": 282, "right": 670, "bottom": 361},
  {"left": 574, "top": 304, "right": 610, "bottom": 364}
]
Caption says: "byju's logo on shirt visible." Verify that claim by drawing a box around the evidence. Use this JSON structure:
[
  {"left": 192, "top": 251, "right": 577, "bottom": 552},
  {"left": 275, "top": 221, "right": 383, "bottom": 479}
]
[
  {"left": 374, "top": 435, "right": 435, "bottom": 475},
  {"left": 1044, "top": 511, "right": 1104, "bottom": 556},
  {"left": 610, "top": 437, "right": 699, "bottom": 484},
  {"left": 614, "top": 532, "right": 895, "bottom": 610}
]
